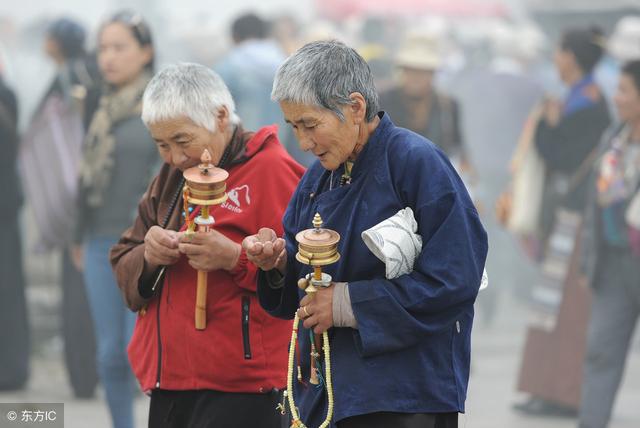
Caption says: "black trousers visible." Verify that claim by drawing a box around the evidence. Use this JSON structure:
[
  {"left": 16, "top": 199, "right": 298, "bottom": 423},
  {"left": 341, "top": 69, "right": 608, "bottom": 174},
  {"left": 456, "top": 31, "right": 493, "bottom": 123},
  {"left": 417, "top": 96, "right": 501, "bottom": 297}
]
[
  {"left": 149, "top": 388, "right": 285, "bottom": 428},
  {"left": 337, "top": 412, "right": 458, "bottom": 428},
  {"left": 0, "top": 217, "right": 29, "bottom": 390},
  {"left": 61, "top": 250, "right": 98, "bottom": 398}
]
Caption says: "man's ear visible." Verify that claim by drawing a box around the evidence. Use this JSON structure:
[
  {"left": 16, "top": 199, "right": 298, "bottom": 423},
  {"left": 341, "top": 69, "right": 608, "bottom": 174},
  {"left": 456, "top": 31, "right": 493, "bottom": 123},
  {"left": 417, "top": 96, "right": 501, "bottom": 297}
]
[{"left": 348, "top": 92, "right": 367, "bottom": 124}]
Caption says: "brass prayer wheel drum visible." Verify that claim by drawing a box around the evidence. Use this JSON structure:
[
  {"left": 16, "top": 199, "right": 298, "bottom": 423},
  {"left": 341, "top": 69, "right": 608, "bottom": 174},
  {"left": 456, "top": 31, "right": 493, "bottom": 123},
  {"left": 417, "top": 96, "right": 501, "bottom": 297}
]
[
  {"left": 183, "top": 170, "right": 228, "bottom": 206},
  {"left": 183, "top": 177, "right": 227, "bottom": 206},
  {"left": 182, "top": 150, "right": 229, "bottom": 206},
  {"left": 295, "top": 213, "right": 340, "bottom": 267}
]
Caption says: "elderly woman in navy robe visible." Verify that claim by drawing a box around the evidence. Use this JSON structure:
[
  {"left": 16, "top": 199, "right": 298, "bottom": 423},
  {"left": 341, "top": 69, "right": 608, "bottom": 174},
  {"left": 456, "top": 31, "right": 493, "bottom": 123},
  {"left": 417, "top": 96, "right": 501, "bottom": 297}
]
[{"left": 243, "top": 40, "right": 488, "bottom": 428}]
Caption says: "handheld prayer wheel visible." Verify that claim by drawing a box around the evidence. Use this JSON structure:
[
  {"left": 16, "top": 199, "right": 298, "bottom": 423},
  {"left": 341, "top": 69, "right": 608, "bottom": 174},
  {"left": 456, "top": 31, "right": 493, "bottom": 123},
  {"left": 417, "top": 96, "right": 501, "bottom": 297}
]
[
  {"left": 285, "top": 213, "right": 339, "bottom": 428},
  {"left": 295, "top": 213, "right": 341, "bottom": 269},
  {"left": 182, "top": 149, "right": 228, "bottom": 330}
]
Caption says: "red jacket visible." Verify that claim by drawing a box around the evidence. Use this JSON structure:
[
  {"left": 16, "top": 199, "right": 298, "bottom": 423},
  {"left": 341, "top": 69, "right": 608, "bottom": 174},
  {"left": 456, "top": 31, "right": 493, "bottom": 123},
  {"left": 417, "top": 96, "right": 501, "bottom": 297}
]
[{"left": 113, "top": 126, "right": 304, "bottom": 393}]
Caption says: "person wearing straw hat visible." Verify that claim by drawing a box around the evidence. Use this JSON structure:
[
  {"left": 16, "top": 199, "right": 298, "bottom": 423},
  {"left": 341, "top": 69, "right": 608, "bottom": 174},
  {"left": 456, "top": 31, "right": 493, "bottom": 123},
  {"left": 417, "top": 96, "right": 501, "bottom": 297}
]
[
  {"left": 608, "top": 16, "right": 640, "bottom": 63},
  {"left": 380, "top": 31, "right": 470, "bottom": 171}
]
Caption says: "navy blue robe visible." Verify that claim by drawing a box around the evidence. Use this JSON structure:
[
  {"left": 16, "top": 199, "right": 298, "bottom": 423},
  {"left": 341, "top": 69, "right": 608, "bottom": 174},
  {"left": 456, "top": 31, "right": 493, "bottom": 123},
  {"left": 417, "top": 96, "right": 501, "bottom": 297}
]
[{"left": 258, "top": 112, "right": 488, "bottom": 426}]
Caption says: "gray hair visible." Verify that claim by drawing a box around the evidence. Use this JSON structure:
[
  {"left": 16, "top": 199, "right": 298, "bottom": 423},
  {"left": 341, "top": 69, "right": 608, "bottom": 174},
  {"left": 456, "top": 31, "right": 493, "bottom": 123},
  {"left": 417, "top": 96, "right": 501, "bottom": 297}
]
[
  {"left": 271, "top": 40, "right": 380, "bottom": 122},
  {"left": 142, "top": 62, "right": 239, "bottom": 132}
]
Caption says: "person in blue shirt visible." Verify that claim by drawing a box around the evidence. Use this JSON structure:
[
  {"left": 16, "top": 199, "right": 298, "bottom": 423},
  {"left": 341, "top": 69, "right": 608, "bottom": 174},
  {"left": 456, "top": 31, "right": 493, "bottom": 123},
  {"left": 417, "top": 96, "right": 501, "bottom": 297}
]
[
  {"left": 214, "top": 12, "right": 315, "bottom": 167},
  {"left": 243, "top": 40, "right": 488, "bottom": 428}
]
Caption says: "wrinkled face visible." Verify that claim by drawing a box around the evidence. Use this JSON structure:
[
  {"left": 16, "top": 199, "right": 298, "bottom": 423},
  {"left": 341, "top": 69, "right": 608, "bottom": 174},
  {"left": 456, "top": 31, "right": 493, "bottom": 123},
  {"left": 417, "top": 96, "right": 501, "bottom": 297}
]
[
  {"left": 280, "top": 100, "right": 361, "bottom": 171},
  {"left": 615, "top": 73, "right": 640, "bottom": 123},
  {"left": 399, "top": 66, "right": 434, "bottom": 96},
  {"left": 98, "top": 22, "right": 152, "bottom": 87},
  {"left": 147, "top": 115, "right": 228, "bottom": 171}
]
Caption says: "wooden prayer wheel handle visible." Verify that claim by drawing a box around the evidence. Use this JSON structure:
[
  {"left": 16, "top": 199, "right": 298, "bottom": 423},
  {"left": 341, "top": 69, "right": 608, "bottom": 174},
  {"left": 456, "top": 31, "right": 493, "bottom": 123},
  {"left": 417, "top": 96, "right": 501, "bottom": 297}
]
[
  {"left": 183, "top": 149, "right": 229, "bottom": 331},
  {"left": 191, "top": 211, "right": 215, "bottom": 330},
  {"left": 195, "top": 271, "right": 208, "bottom": 329}
]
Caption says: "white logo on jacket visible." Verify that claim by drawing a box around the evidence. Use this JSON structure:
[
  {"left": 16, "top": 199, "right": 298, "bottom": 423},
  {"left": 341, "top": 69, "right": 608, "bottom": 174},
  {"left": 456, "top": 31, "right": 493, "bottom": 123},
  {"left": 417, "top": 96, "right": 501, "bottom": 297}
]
[{"left": 222, "top": 185, "right": 250, "bottom": 213}]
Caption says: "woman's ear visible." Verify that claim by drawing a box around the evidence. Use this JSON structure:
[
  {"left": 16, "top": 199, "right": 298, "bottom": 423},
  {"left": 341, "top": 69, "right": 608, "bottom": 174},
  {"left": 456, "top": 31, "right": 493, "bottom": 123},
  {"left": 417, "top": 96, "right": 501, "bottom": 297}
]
[
  {"left": 348, "top": 92, "right": 367, "bottom": 124},
  {"left": 141, "top": 46, "right": 153, "bottom": 69},
  {"left": 216, "top": 106, "right": 230, "bottom": 130}
]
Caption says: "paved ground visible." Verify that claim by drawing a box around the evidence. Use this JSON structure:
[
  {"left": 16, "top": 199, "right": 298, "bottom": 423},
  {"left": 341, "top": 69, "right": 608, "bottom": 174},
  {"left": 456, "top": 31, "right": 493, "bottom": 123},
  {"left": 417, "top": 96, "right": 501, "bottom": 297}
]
[
  {"left": 1, "top": 286, "right": 638, "bottom": 428},
  {"left": 464, "top": 295, "right": 640, "bottom": 428}
]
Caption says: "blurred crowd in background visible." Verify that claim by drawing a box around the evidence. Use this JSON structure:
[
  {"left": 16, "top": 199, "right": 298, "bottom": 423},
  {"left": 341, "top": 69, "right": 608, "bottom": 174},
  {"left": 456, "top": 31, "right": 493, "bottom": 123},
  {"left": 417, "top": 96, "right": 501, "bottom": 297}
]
[{"left": 1, "top": 1, "right": 640, "bottom": 427}]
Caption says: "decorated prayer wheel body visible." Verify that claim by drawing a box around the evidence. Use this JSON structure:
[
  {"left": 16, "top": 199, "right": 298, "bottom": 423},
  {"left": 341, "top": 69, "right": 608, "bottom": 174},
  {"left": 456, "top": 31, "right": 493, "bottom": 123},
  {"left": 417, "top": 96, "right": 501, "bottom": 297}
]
[
  {"left": 182, "top": 158, "right": 228, "bottom": 207},
  {"left": 295, "top": 213, "right": 340, "bottom": 267},
  {"left": 182, "top": 171, "right": 228, "bottom": 207}
]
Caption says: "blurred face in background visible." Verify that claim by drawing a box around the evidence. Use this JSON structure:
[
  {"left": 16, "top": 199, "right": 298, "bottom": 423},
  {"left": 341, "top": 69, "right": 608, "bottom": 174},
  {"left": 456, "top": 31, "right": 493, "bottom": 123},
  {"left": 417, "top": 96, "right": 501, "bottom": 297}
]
[
  {"left": 98, "top": 22, "right": 152, "bottom": 88},
  {"left": 614, "top": 73, "right": 640, "bottom": 123},
  {"left": 399, "top": 66, "right": 434, "bottom": 98},
  {"left": 44, "top": 37, "right": 64, "bottom": 65},
  {"left": 554, "top": 48, "right": 580, "bottom": 85}
]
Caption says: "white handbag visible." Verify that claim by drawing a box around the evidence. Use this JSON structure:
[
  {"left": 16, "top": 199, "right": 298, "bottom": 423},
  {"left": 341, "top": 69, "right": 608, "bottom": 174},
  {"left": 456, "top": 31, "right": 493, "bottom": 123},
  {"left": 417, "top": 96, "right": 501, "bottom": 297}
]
[{"left": 507, "top": 105, "right": 546, "bottom": 235}]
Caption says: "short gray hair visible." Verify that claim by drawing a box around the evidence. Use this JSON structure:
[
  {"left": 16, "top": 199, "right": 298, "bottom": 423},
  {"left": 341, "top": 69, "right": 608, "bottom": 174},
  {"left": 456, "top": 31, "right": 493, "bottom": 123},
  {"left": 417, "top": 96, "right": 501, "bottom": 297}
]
[
  {"left": 271, "top": 40, "right": 380, "bottom": 122},
  {"left": 142, "top": 62, "right": 239, "bottom": 132}
]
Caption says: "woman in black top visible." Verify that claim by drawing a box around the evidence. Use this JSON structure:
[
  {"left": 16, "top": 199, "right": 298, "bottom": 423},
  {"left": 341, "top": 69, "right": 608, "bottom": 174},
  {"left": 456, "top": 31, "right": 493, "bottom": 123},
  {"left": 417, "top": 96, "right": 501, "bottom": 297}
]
[
  {"left": 535, "top": 27, "right": 611, "bottom": 217},
  {"left": 515, "top": 27, "right": 611, "bottom": 417}
]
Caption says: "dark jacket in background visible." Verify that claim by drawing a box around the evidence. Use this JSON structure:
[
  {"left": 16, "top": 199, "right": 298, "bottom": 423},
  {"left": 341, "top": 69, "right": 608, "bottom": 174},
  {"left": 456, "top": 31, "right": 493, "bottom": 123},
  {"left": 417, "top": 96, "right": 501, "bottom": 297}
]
[
  {"left": 580, "top": 123, "right": 629, "bottom": 286},
  {"left": 0, "top": 77, "right": 29, "bottom": 390},
  {"left": 380, "top": 88, "right": 466, "bottom": 161},
  {"left": 0, "top": 79, "right": 22, "bottom": 215},
  {"left": 534, "top": 96, "right": 610, "bottom": 213}
]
